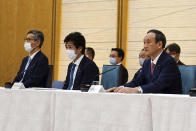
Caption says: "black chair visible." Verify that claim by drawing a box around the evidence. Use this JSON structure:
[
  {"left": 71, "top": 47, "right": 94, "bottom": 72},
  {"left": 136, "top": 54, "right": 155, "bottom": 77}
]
[
  {"left": 45, "top": 65, "right": 53, "bottom": 88},
  {"left": 4, "top": 82, "right": 13, "bottom": 88}
]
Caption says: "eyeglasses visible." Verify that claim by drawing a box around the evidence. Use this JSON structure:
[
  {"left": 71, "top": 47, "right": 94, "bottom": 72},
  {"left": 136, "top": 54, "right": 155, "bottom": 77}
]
[
  {"left": 24, "top": 38, "right": 35, "bottom": 42},
  {"left": 109, "top": 55, "right": 118, "bottom": 58}
]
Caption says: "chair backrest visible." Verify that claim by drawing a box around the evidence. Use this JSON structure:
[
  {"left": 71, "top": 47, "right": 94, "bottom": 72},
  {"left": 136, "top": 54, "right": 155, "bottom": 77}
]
[
  {"left": 45, "top": 65, "right": 53, "bottom": 88},
  {"left": 101, "top": 65, "right": 121, "bottom": 90},
  {"left": 52, "top": 80, "right": 64, "bottom": 89},
  {"left": 178, "top": 65, "right": 196, "bottom": 94}
]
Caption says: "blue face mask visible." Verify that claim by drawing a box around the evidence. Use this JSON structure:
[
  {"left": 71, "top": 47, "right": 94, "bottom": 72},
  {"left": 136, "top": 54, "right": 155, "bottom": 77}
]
[{"left": 109, "top": 57, "right": 117, "bottom": 65}]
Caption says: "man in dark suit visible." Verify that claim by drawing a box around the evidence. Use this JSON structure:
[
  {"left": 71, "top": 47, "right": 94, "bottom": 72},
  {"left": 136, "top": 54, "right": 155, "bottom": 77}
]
[
  {"left": 130, "top": 48, "right": 149, "bottom": 86},
  {"left": 85, "top": 47, "right": 95, "bottom": 61},
  {"left": 109, "top": 48, "right": 128, "bottom": 85},
  {"left": 12, "top": 30, "right": 48, "bottom": 88},
  {"left": 165, "top": 43, "right": 185, "bottom": 65},
  {"left": 107, "top": 29, "right": 182, "bottom": 94},
  {"left": 63, "top": 32, "right": 99, "bottom": 90}
]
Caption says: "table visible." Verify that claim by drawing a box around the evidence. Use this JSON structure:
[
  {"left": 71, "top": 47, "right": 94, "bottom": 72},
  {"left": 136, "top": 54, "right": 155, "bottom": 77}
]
[
  {"left": 0, "top": 87, "right": 195, "bottom": 131},
  {"left": 151, "top": 94, "right": 196, "bottom": 131}
]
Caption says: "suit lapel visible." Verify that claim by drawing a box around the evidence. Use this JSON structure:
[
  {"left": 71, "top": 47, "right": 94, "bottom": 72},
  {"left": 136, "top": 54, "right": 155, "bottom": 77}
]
[
  {"left": 146, "top": 59, "right": 152, "bottom": 79},
  {"left": 151, "top": 51, "right": 166, "bottom": 81},
  {"left": 28, "top": 51, "right": 41, "bottom": 68},
  {"left": 73, "top": 56, "right": 86, "bottom": 88}
]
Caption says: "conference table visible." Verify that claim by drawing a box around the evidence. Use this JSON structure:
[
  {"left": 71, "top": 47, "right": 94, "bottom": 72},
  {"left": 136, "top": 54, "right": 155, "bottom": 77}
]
[{"left": 0, "top": 87, "right": 195, "bottom": 131}]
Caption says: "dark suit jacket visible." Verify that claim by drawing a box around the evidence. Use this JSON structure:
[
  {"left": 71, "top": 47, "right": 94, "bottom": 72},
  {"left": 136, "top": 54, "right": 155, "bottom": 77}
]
[
  {"left": 13, "top": 51, "right": 48, "bottom": 88},
  {"left": 63, "top": 56, "right": 99, "bottom": 90},
  {"left": 124, "top": 51, "right": 182, "bottom": 94},
  {"left": 119, "top": 64, "right": 128, "bottom": 85},
  {"left": 177, "top": 60, "right": 185, "bottom": 65},
  {"left": 126, "top": 68, "right": 143, "bottom": 86}
]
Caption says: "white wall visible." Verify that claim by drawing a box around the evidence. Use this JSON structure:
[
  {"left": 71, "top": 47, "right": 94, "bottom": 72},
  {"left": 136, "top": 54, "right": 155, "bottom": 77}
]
[
  {"left": 58, "top": 0, "right": 117, "bottom": 80},
  {"left": 127, "top": 0, "right": 196, "bottom": 80}
]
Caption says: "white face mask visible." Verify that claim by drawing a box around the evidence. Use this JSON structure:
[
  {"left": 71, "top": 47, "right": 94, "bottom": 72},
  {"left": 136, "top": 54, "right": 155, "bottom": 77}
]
[
  {"left": 109, "top": 57, "right": 117, "bottom": 65},
  {"left": 24, "top": 42, "right": 34, "bottom": 52},
  {"left": 66, "top": 49, "right": 77, "bottom": 60},
  {"left": 139, "top": 58, "right": 145, "bottom": 66}
]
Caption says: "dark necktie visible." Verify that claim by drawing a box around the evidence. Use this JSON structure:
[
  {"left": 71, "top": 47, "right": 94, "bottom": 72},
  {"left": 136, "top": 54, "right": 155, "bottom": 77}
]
[
  {"left": 151, "top": 62, "right": 155, "bottom": 75},
  {"left": 67, "top": 63, "right": 76, "bottom": 90}
]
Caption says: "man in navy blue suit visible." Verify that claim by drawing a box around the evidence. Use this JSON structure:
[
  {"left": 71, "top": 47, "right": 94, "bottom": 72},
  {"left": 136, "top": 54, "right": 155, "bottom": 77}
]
[
  {"left": 130, "top": 48, "right": 149, "bottom": 86},
  {"left": 63, "top": 32, "right": 99, "bottom": 90},
  {"left": 12, "top": 30, "right": 48, "bottom": 88},
  {"left": 107, "top": 29, "right": 182, "bottom": 94}
]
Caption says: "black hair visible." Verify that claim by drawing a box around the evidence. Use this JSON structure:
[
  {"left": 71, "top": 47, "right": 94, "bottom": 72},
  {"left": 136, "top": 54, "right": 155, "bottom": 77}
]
[
  {"left": 111, "top": 48, "right": 125, "bottom": 61},
  {"left": 86, "top": 47, "right": 95, "bottom": 60},
  {"left": 165, "top": 43, "right": 181, "bottom": 54},
  {"left": 27, "top": 30, "right": 44, "bottom": 48},
  {"left": 64, "top": 32, "right": 86, "bottom": 54},
  {"left": 147, "top": 29, "right": 166, "bottom": 48}
]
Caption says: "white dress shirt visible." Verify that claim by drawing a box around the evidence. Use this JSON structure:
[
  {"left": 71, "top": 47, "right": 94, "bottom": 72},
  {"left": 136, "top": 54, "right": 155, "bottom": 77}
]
[{"left": 70, "top": 55, "right": 84, "bottom": 90}]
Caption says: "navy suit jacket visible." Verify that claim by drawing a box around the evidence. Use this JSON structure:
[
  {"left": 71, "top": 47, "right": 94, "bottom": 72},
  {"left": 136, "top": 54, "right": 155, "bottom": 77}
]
[
  {"left": 128, "top": 68, "right": 143, "bottom": 86},
  {"left": 13, "top": 51, "right": 48, "bottom": 88},
  {"left": 119, "top": 64, "right": 128, "bottom": 85},
  {"left": 124, "top": 51, "right": 182, "bottom": 94},
  {"left": 177, "top": 60, "right": 185, "bottom": 65},
  {"left": 63, "top": 55, "right": 99, "bottom": 90}
]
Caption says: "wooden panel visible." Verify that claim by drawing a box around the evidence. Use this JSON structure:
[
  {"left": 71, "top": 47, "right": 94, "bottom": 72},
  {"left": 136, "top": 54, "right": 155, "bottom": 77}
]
[
  {"left": 0, "top": 0, "right": 58, "bottom": 86},
  {"left": 127, "top": 0, "right": 196, "bottom": 81},
  {"left": 58, "top": 0, "right": 117, "bottom": 81}
]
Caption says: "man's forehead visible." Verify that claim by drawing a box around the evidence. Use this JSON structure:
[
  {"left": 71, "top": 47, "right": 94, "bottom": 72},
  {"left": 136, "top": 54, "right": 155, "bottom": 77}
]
[
  {"left": 111, "top": 50, "right": 118, "bottom": 55},
  {"left": 139, "top": 50, "right": 145, "bottom": 55},
  {"left": 27, "top": 33, "right": 34, "bottom": 38},
  {"left": 66, "top": 41, "right": 74, "bottom": 45},
  {"left": 144, "top": 32, "right": 155, "bottom": 40},
  {"left": 166, "top": 49, "right": 176, "bottom": 54}
]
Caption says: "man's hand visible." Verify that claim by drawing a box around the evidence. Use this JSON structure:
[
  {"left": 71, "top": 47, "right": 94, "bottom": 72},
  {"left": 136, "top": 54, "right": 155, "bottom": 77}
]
[
  {"left": 106, "top": 86, "right": 123, "bottom": 92},
  {"left": 106, "top": 86, "right": 139, "bottom": 94},
  {"left": 118, "top": 87, "right": 139, "bottom": 93}
]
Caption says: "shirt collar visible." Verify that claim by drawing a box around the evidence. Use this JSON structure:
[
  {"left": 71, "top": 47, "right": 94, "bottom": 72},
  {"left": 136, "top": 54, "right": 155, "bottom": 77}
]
[
  {"left": 73, "top": 55, "right": 84, "bottom": 66},
  {"left": 117, "top": 62, "right": 122, "bottom": 65},
  {"left": 29, "top": 50, "right": 40, "bottom": 60},
  {"left": 151, "top": 51, "right": 163, "bottom": 65}
]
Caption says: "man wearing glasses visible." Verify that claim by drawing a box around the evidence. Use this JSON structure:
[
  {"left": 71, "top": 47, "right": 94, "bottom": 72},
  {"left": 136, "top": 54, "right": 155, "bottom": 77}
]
[{"left": 12, "top": 30, "right": 48, "bottom": 88}]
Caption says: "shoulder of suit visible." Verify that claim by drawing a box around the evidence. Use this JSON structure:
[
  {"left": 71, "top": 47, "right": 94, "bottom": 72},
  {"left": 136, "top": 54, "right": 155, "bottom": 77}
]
[
  {"left": 158, "top": 51, "right": 176, "bottom": 66},
  {"left": 82, "top": 56, "right": 98, "bottom": 67},
  {"left": 120, "top": 64, "right": 128, "bottom": 70},
  {"left": 37, "top": 51, "right": 48, "bottom": 59},
  {"left": 34, "top": 51, "right": 48, "bottom": 65}
]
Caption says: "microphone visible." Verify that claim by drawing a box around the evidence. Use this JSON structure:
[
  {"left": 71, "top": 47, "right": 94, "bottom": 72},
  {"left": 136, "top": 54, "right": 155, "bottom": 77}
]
[
  {"left": 98, "top": 67, "right": 117, "bottom": 76},
  {"left": 80, "top": 67, "right": 117, "bottom": 92},
  {"left": 91, "top": 67, "right": 117, "bottom": 85}
]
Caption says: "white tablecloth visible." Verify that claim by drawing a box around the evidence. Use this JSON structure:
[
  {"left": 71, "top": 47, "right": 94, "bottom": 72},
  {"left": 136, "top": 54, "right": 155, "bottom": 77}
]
[
  {"left": 0, "top": 88, "right": 55, "bottom": 131},
  {"left": 54, "top": 92, "right": 152, "bottom": 131},
  {"left": 0, "top": 87, "right": 195, "bottom": 131},
  {"left": 151, "top": 94, "right": 196, "bottom": 131}
]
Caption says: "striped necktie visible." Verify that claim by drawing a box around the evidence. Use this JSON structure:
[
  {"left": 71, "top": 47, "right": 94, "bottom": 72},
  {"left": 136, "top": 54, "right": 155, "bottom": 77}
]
[
  {"left": 20, "top": 57, "right": 32, "bottom": 82},
  {"left": 151, "top": 62, "right": 155, "bottom": 75},
  {"left": 67, "top": 63, "right": 76, "bottom": 90}
]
